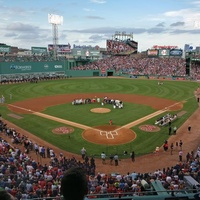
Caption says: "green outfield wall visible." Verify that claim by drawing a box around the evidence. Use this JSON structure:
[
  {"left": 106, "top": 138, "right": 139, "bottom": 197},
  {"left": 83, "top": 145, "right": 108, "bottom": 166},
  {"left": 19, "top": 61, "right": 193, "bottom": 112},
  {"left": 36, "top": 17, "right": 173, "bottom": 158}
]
[
  {"left": 0, "top": 61, "right": 117, "bottom": 80},
  {"left": 0, "top": 61, "right": 65, "bottom": 74},
  {"left": 0, "top": 60, "right": 189, "bottom": 81}
]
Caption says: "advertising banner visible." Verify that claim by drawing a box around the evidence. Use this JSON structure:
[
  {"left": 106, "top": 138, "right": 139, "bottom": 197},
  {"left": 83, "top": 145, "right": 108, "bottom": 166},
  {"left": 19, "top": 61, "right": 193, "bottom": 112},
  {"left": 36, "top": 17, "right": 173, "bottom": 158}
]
[
  {"left": 84, "top": 49, "right": 100, "bottom": 57},
  {"left": 72, "top": 49, "right": 83, "bottom": 56},
  {"left": 158, "top": 49, "right": 170, "bottom": 56},
  {"left": 147, "top": 49, "right": 158, "bottom": 57},
  {"left": 72, "top": 48, "right": 100, "bottom": 57},
  {"left": 0, "top": 45, "right": 11, "bottom": 53},
  {"left": 31, "top": 47, "right": 47, "bottom": 54},
  {"left": 48, "top": 44, "right": 71, "bottom": 53},
  {"left": 0, "top": 61, "right": 64, "bottom": 74},
  {"left": 169, "top": 49, "right": 183, "bottom": 56}
]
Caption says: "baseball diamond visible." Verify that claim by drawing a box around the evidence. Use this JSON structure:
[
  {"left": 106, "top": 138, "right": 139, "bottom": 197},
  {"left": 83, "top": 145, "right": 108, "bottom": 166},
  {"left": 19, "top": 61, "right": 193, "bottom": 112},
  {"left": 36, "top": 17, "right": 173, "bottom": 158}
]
[{"left": 1, "top": 78, "right": 200, "bottom": 175}]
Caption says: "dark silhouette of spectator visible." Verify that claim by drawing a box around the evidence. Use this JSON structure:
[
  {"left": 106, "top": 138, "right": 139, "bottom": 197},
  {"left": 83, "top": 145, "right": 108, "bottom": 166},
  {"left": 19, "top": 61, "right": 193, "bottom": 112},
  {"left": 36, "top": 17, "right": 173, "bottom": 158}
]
[
  {"left": 163, "top": 140, "right": 168, "bottom": 151},
  {"left": 179, "top": 140, "right": 183, "bottom": 150},
  {"left": 0, "top": 190, "right": 15, "bottom": 200},
  {"left": 130, "top": 151, "right": 135, "bottom": 162},
  {"left": 188, "top": 125, "right": 192, "bottom": 133},
  {"left": 169, "top": 126, "right": 172, "bottom": 135},
  {"left": 61, "top": 167, "right": 88, "bottom": 200}
]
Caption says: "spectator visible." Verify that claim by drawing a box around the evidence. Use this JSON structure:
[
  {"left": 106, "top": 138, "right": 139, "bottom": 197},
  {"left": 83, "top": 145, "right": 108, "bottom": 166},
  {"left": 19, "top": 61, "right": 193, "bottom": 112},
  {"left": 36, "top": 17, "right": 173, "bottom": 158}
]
[
  {"left": 179, "top": 140, "right": 183, "bottom": 150},
  {"left": 81, "top": 147, "right": 86, "bottom": 160},
  {"left": 61, "top": 167, "right": 88, "bottom": 200},
  {"left": 169, "top": 126, "right": 172, "bottom": 135},
  {"left": 101, "top": 152, "right": 106, "bottom": 164},
  {"left": 179, "top": 150, "right": 183, "bottom": 162},
  {"left": 130, "top": 151, "right": 135, "bottom": 162},
  {"left": 0, "top": 190, "right": 15, "bottom": 200},
  {"left": 114, "top": 154, "right": 119, "bottom": 166},
  {"left": 173, "top": 126, "right": 177, "bottom": 134},
  {"left": 188, "top": 125, "right": 192, "bottom": 133}
]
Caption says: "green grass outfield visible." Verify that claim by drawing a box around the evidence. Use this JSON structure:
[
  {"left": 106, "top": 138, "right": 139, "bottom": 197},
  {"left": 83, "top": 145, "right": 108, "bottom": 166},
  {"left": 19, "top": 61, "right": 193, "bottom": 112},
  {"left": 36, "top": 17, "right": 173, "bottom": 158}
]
[{"left": 0, "top": 78, "right": 199, "bottom": 158}]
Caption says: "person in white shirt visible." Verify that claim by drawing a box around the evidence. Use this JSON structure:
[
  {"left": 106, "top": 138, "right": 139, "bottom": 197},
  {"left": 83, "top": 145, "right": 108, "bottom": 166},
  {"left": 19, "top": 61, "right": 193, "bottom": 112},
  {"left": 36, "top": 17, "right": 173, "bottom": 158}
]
[{"left": 101, "top": 152, "right": 106, "bottom": 164}]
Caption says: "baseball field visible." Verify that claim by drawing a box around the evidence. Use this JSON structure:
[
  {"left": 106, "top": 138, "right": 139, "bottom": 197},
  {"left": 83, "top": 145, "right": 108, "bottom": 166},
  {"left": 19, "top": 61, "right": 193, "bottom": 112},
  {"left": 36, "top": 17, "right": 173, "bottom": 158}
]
[{"left": 0, "top": 77, "right": 199, "bottom": 158}]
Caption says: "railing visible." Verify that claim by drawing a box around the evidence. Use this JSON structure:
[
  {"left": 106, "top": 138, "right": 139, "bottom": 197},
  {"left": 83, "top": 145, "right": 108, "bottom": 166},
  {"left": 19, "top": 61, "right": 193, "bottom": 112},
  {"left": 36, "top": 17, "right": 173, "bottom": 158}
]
[{"left": 10, "top": 189, "right": 198, "bottom": 200}]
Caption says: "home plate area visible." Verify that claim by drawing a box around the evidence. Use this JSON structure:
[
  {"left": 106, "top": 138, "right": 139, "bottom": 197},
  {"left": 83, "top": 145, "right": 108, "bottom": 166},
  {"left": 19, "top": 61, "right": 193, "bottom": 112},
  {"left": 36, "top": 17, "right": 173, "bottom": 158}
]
[{"left": 82, "top": 125, "right": 136, "bottom": 145}]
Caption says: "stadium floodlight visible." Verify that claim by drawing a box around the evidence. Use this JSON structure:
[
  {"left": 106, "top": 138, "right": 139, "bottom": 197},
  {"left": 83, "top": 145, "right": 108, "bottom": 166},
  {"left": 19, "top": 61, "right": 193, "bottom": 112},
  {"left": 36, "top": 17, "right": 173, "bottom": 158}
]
[
  {"left": 48, "top": 14, "right": 63, "bottom": 25},
  {"left": 48, "top": 14, "right": 63, "bottom": 60}
]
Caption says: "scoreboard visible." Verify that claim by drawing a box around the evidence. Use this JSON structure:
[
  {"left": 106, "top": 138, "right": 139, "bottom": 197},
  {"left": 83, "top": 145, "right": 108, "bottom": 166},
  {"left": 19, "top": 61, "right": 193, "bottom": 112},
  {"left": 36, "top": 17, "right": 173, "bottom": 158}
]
[{"left": 72, "top": 48, "right": 101, "bottom": 58}]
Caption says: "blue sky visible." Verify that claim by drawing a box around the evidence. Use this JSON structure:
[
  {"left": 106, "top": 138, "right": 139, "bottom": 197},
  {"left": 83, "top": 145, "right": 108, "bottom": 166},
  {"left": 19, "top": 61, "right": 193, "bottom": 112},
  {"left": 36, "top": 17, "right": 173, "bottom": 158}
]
[{"left": 1, "top": 0, "right": 200, "bottom": 51}]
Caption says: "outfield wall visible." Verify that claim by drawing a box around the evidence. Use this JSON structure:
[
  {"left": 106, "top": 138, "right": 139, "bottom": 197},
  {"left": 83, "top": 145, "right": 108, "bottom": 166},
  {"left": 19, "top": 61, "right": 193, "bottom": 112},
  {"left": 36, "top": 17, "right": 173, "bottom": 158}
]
[
  {"left": 0, "top": 61, "right": 65, "bottom": 79},
  {"left": 0, "top": 61, "right": 189, "bottom": 81},
  {"left": 0, "top": 61, "right": 117, "bottom": 81}
]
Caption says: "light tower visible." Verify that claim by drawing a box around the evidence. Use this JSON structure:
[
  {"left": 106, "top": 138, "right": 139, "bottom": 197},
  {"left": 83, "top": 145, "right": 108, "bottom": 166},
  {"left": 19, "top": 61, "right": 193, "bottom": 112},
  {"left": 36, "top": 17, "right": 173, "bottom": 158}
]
[{"left": 48, "top": 14, "right": 63, "bottom": 60}]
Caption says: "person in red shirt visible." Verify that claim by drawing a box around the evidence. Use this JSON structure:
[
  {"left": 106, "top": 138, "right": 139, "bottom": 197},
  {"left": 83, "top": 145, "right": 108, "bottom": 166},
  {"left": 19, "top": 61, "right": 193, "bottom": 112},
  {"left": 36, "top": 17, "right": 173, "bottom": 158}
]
[{"left": 109, "top": 119, "right": 113, "bottom": 125}]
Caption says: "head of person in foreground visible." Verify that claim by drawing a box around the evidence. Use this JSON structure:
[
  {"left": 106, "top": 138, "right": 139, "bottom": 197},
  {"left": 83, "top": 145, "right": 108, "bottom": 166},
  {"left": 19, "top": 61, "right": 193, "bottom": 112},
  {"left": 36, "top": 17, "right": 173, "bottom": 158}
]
[{"left": 61, "top": 167, "right": 88, "bottom": 200}]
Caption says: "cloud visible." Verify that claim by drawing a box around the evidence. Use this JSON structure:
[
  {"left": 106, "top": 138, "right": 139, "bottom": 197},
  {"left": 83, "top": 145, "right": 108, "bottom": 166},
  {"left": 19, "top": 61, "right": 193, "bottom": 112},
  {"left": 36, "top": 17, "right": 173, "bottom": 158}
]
[
  {"left": 85, "top": 15, "right": 104, "bottom": 20},
  {"left": 6, "top": 22, "right": 38, "bottom": 33},
  {"left": 164, "top": 9, "right": 189, "bottom": 18},
  {"left": 163, "top": 8, "right": 200, "bottom": 28},
  {"left": 170, "top": 28, "right": 200, "bottom": 34},
  {"left": 81, "top": 35, "right": 106, "bottom": 44},
  {"left": 191, "top": 1, "right": 200, "bottom": 6},
  {"left": 90, "top": 0, "right": 106, "bottom": 4},
  {"left": 147, "top": 27, "right": 166, "bottom": 34},
  {"left": 4, "top": 33, "right": 18, "bottom": 37},
  {"left": 170, "top": 22, "right": 185, "bottom": 27},
  {"left": 4, "top": 22, "right": 52, "bottom": 47},
  {"left": 88, "top": 34, "right": 106, "bottom": 42},
  {"left": 59, "top": 33, "right": 68, "bottom": 41},
  {"left": 66, "top": 27, "right": 113, "bottom": 34},
  {"left": 65, "top": 26, "right": 167, "bottom": 35},
  {"left": 83, "top": 8, "right": 95, "bottom": 12},
  {"left": 156, "top": 22, "right": 165, "bottom": 27}
]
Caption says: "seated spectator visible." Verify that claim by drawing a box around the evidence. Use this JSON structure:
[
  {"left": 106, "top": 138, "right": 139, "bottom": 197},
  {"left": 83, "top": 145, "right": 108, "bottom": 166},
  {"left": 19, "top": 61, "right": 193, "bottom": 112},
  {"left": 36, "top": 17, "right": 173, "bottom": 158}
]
[
  {"left": 0, "top": 190, "right": 16, "bottom": 200},
  {"left": 61, "top": 167, "right": 88, "bottom": 200}
]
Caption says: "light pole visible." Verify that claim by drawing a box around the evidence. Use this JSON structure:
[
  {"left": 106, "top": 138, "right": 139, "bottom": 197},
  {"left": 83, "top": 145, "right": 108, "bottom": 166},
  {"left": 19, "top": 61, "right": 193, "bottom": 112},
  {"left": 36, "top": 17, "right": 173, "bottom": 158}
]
[{"left": 48, "top": 14, "right": 63, "bottom": 60}]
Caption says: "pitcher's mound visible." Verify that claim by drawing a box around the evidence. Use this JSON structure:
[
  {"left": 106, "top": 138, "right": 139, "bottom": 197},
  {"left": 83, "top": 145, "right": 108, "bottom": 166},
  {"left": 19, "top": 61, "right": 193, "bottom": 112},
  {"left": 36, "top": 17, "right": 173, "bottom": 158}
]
[
  {"left": 90, "top": 108, "right": 111, "bottom": 113},
  {"left": 82, "top": 125, "right": 136, "bottom": 145}
]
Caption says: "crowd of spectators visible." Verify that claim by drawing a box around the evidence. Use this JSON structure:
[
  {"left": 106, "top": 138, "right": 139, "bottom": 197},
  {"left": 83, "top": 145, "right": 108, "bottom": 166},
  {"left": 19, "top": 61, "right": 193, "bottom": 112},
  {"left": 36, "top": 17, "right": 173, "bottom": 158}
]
[
  {"left": 1, "top": 115, "right": 200, "bottom": 200},
  {"left": 191, "top": 62, "right": 200, "bottom": 80},
  {"left": 1, "top": 50, "right": 200, "bottom": 79},
  {"left": 106, "top": 40, "right": 136, "bottom": 55},
  {"left": 72, "top": 55, "right": 190, "bottom": 77},
  {"left": 0, "top": 117, "right": 96, "bottom": 199}
]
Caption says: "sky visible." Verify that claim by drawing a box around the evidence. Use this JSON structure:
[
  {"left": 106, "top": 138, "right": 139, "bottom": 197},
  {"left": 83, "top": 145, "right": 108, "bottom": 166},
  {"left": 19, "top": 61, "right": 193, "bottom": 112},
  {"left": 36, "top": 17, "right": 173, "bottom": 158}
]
[{"left": 1, "top": 0, "right": 200, "bottom": 51}]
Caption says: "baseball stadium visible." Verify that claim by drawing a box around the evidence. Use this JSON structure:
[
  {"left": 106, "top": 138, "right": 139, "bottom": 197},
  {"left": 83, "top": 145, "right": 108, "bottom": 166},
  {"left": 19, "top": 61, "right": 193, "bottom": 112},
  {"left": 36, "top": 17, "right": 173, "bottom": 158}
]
[{"left": 0, "top": 33, "right": 200, "bottom": 200}]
